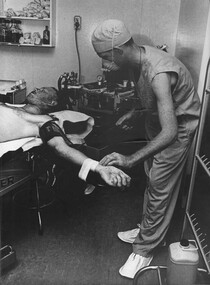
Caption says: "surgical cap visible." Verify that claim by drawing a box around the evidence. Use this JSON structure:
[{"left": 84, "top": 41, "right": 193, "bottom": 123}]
[{"left": 91, "top": 19, "right": 132, "bottom": 53}]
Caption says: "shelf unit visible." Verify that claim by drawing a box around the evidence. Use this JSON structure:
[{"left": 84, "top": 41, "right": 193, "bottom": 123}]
[
  {"left": 182, "top": 58, "right": 210, "bottom": 274},
  {"left": 0, "top": 0, "right": 56, "bottom": 47}
]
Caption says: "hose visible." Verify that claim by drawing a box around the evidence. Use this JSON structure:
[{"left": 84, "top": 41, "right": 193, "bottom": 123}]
[{"left": 74, "top": 28, "right": 81, "bottom": 84}]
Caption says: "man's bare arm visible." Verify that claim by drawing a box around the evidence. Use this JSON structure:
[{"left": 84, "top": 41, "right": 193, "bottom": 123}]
[
  {"left": 100, "top": 73, "right": 178, "bottom": 168},
  {"left": 47, "top": 136, "right": 131, "bottom": 187}
]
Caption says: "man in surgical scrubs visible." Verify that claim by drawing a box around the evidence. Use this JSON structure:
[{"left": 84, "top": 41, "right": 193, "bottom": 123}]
[{"left": 91, "top": 19, "right": 200, "bottom": 278}]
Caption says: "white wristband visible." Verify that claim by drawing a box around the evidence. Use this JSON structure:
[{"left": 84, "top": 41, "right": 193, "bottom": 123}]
[{"left": 78, "top": 158, "right": 99, "bottom": 181}]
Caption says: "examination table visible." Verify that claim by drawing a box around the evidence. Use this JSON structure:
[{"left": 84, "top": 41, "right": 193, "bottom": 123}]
[{"left": 0, "top": 139, "right": 58, "bottom": 274}]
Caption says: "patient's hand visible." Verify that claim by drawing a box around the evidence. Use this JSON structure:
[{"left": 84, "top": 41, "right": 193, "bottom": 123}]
[{"left": 95, "top": 164, "right": 131, "bottom": 188}]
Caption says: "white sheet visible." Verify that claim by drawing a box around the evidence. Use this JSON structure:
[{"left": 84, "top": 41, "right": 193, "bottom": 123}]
[{"left": 0, "top": 137, "right": 42, "bottom": 158}]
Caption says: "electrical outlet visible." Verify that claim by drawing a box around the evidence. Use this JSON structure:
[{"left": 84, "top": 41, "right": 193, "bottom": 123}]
[{"left": 74, "top": 16, "right": 81, "bottom": 30}]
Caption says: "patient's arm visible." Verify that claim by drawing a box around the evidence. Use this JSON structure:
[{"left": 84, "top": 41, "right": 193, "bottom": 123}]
[
  {"left": 47, "top": 136, "right": 87, "bottom": 165},
  {"left": 47, "top": 136, "right": 131, "bottom": 188}
]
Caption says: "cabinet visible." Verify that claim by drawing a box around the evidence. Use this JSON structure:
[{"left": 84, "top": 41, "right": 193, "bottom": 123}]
[{"left": 0, "top": 0, "right": 56, "bottom": 47}]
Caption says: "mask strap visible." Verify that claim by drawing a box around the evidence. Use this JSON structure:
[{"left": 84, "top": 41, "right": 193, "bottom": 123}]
[{"left": 111, "top": 26, "right": 116, "bottom": 62}]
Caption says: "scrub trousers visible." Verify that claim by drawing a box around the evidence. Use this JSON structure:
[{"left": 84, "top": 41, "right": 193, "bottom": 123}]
[{"left": 133, "top": 115, "right": 199, "bottom": 257}]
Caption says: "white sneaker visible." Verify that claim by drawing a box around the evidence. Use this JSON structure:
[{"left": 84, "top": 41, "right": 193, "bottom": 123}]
[
  {"left": 117, "top": 226, "right": 140, "bottom": 243},
  {"left": 119, "top": 252, "right": 153, "bottom": 279}
]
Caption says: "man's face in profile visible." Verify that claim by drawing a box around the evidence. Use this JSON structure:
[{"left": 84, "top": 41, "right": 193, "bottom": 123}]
[{"left": 26, "top": 87, "right": 59, "bottom": 113}]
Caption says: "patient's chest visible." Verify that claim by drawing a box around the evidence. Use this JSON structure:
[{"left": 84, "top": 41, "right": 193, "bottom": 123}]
[{"left": 0, "top": 105, "right": 37, "bottom": 142}]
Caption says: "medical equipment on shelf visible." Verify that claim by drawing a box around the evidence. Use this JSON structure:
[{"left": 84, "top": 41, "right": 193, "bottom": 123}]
[
  {"left": 58, "top": 70, "right": 141, "bottom": 113},
  {"left": 80, "top": 81, "right": 140, "bottom": 113},
  {"left": 58, "top": 72, "right": 82, "bottom": 110}
]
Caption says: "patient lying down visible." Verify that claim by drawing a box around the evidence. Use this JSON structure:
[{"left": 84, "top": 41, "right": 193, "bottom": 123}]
[{"left": 0, "top": 87, "right": 131, "bottom": 188}]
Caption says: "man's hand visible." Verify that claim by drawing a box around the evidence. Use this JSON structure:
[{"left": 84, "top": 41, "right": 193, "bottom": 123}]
[
  {"left": 95, "top": 164, "right": 131, "bottom": 188},
  {"left": 100, "top": 152, "right": 132, "bottom": 169},
  {"left": 115, "top": 109, "right": 136, "bottom": 131},
  {"left": 116, "top": 109, "right": 147, "bottom": 131}
]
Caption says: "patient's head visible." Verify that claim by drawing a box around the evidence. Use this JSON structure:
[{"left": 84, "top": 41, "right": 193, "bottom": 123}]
[{"left": 25, "top": 87, "right": 59, "bottom": 114}]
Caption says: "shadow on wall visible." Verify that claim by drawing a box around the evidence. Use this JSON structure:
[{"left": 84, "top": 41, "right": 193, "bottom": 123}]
[
  {"left": 176, "top": 47, "right": 199, "bottom": 88},
  {"left": 133, "top": 34, "right": 199, "bottom": 89},
  {"left": 132, "top": 34, "right": 155, "bottom": 47}
]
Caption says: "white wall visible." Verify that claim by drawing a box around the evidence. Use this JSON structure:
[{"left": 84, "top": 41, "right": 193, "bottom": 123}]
[
  {"left": 0, "top": 0, "right": 181, "bottom": 93},
  {"left": 197, "top": 5, "right": 210, "bottom": 98},
  {"left": 175, "top": 0, "right": 209, "bottom": 90}
]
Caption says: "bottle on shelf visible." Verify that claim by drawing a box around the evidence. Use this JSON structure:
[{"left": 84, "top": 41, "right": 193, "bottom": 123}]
[
  {"left": 43, "top": 25, "right": 50, "bottom": 45},
  {"left": 5, "top": 19, "right": 12, "bottom": 42},
  {"left": 11, "top": 19, "right": 23, "bottom": 43},
  {"left": 0, "top": 19, "right": 6, "bottom": 42}
]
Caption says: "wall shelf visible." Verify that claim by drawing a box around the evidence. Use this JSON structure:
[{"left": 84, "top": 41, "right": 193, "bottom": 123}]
[
  {"left": 0, "top": 42, "right": 54, "bottom": 47},
  {"left": 0, "top": 15, "right": 51, "bottom": 21},
  {"left": 0, "top": 0, "right": 56, "bottom": 47}
]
